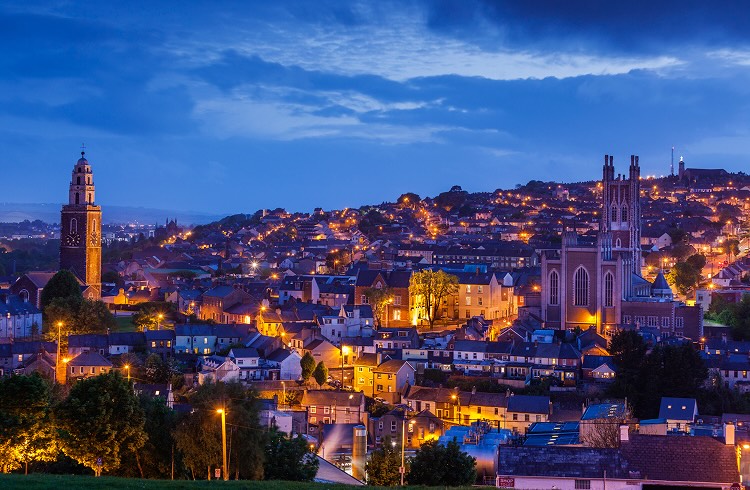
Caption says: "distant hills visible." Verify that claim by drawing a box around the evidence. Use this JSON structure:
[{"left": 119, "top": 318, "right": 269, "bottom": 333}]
[{"left": 0, "top": 203, "right": 223, "bottom": 225}]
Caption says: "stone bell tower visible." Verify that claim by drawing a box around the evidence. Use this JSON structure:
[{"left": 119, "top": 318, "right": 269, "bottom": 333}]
[{"left": 60, "top": 149, "right": 102, "bottom": 299}]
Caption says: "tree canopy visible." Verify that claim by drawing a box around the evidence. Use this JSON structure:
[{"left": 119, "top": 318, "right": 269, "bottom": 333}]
[
  {"left": 409, "top": 270, "right": 459, "bottom": 329},
  {"left": 54, "top": 371, "right": 146, "bottom": 474},
  {"left": 366, "top": 437, "right": 400, "bottom": 486},
  {"left": 408, "top": 439, "right": 476, "bottom": 486},
  {"left": 40, "top": 270, "right": 82, "bottom": 310},
  {"left": 263, "top": 429, "right": 318, "bottom": 481}
]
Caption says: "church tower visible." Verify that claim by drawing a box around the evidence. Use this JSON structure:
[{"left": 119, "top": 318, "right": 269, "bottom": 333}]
[
  {"left": 601, "top": 154, "right": 642, "bottom": 278},
  {"left": 60, "top": 150, "right": 102, "bottom": 299}
]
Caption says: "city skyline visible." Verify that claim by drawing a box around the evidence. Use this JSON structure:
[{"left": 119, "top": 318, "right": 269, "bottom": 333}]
[{"left": 3, "top": 1, "right": 750, "bottom": 214}]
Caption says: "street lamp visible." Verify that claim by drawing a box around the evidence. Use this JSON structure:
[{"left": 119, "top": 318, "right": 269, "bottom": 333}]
[
  {"left": 124, "top": 364, "right": 131, "bottom": 382},
  {"left": 216, "top": 408, "right": 228, "bottom": 481},
  {"left": 341, "top": 345, "right": 349, "bottom": 389},
  {"left": 281, "top": 381, "right": 286, "bottom": 411},
  {"left": 55, "top": 322, "right": 63, "bottom": 384},
  {"left": 451, "top": 393, "right": 462, "bottom": 424},
  {"left": 400, "top": 418, "right": 415, "bottom": 486},
  {"left": 157, "top": 313, "right": 164, "bottom": 330}
]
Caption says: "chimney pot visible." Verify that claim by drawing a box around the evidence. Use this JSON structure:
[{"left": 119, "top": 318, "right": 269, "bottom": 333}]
[{"left": 620, "top": 424, "right": 629, "bottom": 442}]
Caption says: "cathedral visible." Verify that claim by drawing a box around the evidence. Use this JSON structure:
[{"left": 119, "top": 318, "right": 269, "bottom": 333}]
[
  {"left": 541, "top": 155, "right": 703, "bottom": 340},
  {"left": 60, "top": 150, "right": 102, "bottom": 300}
]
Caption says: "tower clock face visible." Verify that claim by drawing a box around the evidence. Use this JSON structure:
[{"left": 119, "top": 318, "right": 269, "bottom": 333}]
[{"left": 65, "top": 233, "right": 81, "bottom": 246}]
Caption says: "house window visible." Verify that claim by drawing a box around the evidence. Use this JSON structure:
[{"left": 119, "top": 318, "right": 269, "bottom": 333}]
[
  {"left": 647, "top": 316, "right": 658, "bottom": 327},
  {"left": 465, "top": 296, "right": 471, "bottom": 306},
  {"left": 604, "top": 272, "right": 614, "bottom": 307},
  {"left": 466, "top": 285, "right": 471, "bottom": 294},
  {"left": 512, "top": 413, "right": 518, "bottom": 421},
  {"left": 310, "top": 407, "right": 316, "bottom": 414},
  {"left": 623, "top": 315, "right": 631, "bottom": 324},
  {"left": 310, "top": 417, "right": 316, "bottom": 423},
  {"left": 661, "top": 317, "right": 670, "bottom": 328},
  {"left": 362, "top": 295, "right": 368, "bottom": 304},
  {"left": 575, "top": 480, "right": 591, "bottom": 490},
  {"left": 549, "top": 271, "right": 559, "bottom": 305},
  {"left": 524, "top": 414, "right": 529, "bottom": 422},
  {"left": 391, "top": 421, "right": 397, "bottom": 431},
  {"left": 476, "top": 407, "right": 481, "bottom": 414},
  {"left": 394, "top": 296, "right": 402, "bottom": 305},
  {"left": 574, "top": 267, "right": 589, "bottom": 306},
  {"left": 203, "top": 348, "right": 210, "bottom": 354},
  {"left": 477, "top": 285, "right": 483, "bottom": 293},
  {"left": 478, "top": 297, "right": 483, "bottom": 306},
  {"left": 611, "top": 204, "right": 618, "bottom": 222},
  {"left": 378, "top": 421, "right": 383, "bottom": 429},
  {"left": 324, "top": 407, "right": 330, "bottom": 414}
]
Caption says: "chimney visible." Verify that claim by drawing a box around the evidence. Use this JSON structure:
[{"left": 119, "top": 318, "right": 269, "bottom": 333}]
[
  {"left": 725, "top": 423, "right": 735, "bottom": 446},
  {"left": 619, "top": 424, "right": 629, "bottom": 443}
]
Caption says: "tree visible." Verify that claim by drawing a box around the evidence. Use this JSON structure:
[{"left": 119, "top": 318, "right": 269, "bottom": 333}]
[
  {"left": 118, "top": 395, "right": 179, "bottom": 479},
  {"left": 366, "top": 437, "right": 401, "bottom": 486},
  {"left": 726, "top": 239, "right": 741, "bottom": 262},
  {"left": 667, "top": 261, "right": 702, "bottom": 295},
  {"left": 55, "top": 371, "right": 146, "bottom": 475},
  {"left": 313, "top": 361, "right": 328, "bottom": 388},
  {"left": 0, "top": 374, "right": 58, "bottom": 474},
  {"left": 76, "top": 298, "right": 116, "bottom": 333},
  {"left": 408, "top": 439, "right": 476, "bottom": 486},
  {"left": 409, "top": 270, "right": 459, "bottom": 329},
  {"left": 364, "top": 286, "right": 394, "bottom": 327},
  {"left": 263, "top": 429, "right": 318, "bottom": 481},
  {"left": 133, "top": 305, "right": 162, "bottom": 332},
  {"left": 174, "top": 382, "right": 264, "bottom": 480},
  {"left": 101, "top": 271, "right": 125, "bottom": 288},
  {"left": 40, "top": 270, "right": 83, "bottom": 310},
  {"left": 300, "top": 352, "right": 316, "bottom": 384},
  {"left": 397, "top": 193, "right": 420, "bottom": 209},
  {"left": 144, "top": 353, "right": 171, "bottom": 384}
]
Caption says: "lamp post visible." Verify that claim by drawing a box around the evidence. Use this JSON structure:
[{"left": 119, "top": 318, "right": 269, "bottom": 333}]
[
  {"left": 217, "top": 408, "right": 228, "bottom": 481},
  {"left": 400, "top": 418, "right": 415, "bottom": 486},
  {"left": 451, "top": 393, "right": 461, "bottom": 424},
  {"left": 281, "top": 381, "right": 286, "bottom": 410},
  {"left": 55, "top": 321, "right": 62, "bottom": 384},
  {"left": 124, "top": 364, "right": 131, "bottom": 382},
  {"left": 341, "top": 345, "right": 349, "bottom": 389},
  {"left": 157, "top": 313, "right": 164, "bottom": 331}
]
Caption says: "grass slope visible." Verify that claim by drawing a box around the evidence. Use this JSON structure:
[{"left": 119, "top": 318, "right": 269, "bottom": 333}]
[{"left": 0, "top": 474, "right": 471, "bottom": 490}]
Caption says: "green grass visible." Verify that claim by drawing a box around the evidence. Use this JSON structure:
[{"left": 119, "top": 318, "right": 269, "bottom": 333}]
[
  {"left": 114, "top": 315, "right": 137, "bottom": 332},
  {"left": 0, "top": 475, "right": 358, "bottom": 490},
  {"left": 0, "top": 474, "right": 471, "bottom": 490}
]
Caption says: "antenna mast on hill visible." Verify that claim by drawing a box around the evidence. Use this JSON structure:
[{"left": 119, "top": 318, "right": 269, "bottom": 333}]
[{"left": 670, "top": 146, "right": 674, "bottom": 176}]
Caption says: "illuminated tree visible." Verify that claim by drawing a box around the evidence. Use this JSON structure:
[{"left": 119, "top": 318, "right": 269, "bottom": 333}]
[
  {"left": 0, "top": 374, "right": 58, "bottom": 474},
  {"left": 364, "top": 286, "right": 394, "bottom": 327},
  {"left": 409, "top": 270, "right": 459, "bottom": 329},
  {"left": 313, "top": 361, "right": 328, "bottom": 389}
]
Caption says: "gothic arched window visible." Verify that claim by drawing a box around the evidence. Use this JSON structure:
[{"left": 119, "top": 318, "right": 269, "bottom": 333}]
[
  {"left": 604, "top": 272, "right": 614, "bottom": 307},
  {"left": 611, "top": 205, "right": 618, "bottom": 222},
  {"left": 621, "top": 205, "right": 628, "bottom": 223},
  {"left": 616, "top": 238, "right": 622, "bottom": 248},
  {"left": 70, "top": 218, "right": 77, "bottom": 234},
  {"left": 574, "top": 267, "right": 589, "bottom": 307},
  {"left": 549, "top": 271, "right": 559, "bottom": 306}
]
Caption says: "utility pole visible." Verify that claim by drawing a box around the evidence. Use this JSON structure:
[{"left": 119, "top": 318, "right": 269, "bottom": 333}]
[{"left": 55, "top": 322, "right": 62, "bottom": 384}]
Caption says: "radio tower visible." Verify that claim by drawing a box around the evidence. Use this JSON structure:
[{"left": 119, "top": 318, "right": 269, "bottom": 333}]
[{"left": 670, "top": 146, "right": 674, "bottom": 176}]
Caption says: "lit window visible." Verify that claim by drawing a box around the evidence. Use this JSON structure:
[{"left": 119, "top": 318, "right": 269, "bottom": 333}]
[{"left": 574, "top": 267, "right": 589, "bottom": 306}]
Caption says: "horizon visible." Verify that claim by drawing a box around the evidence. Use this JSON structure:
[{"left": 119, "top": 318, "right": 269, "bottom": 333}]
[{"left": 3, "top": 1, "right": 750, "bottom": 214}]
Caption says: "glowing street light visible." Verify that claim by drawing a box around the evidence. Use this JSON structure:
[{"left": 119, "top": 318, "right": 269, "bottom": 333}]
[
  {"left": 55, "top": 322, "right": 63, "bottom": 384},
  {"left": 216, "top": 408, "right": 228, "bottom": 481},
  {"left": 400, "top": 418, "right": 416, "bottom": 485},
  {"left": 124, "top": 364, "right": 131, "bottom": 382}
]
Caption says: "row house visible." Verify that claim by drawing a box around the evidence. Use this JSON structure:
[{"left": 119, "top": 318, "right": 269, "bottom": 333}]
[
  {"left": 402, "top": 386, "right": 508, "bottom": 427},
  {"left": 374, "top": 327, "right": 420, "bottom": 350},
  {"left": 455, "top": 271, "right": 517, "bottom": 322},
  {"left": 0, "top": 340, "right": 57, "bottom": 375},
  {"left": 0, "top": 293, "right": 43, "bottom": 340},
  {"left": 199, "top": 285, "right": 253, "bottom": 323},
  {"left": 369, "top": 407, "right": 444, "bottom": 449},
  {"left": 373, "top": 359, "right": 416, "bottom": 403},
  {"left": 174, "top": 323, "right": 248, "bottom": 355},
  {"left": 318, "top": 305, "right": 375, "bottom": 346},
  {"left": 509, "top": 341, "right": 581, "bottom": 385},
  {"left": 300, "top": 390, "right": 366, "bottom": 426},
  {"left": 354, "top": 269, "right": 411, "bottom": 325}
]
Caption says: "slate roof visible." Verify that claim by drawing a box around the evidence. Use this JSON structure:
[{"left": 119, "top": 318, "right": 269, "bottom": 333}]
[
  {"left": 301, "top": 390, "right": 364, "bottom": 407},
  {"left": 507, "top": 395, "right": 550, "bottom": 414},
  {"left": 68, "top": 334, "right": 108, "bottom": 349},
  {"left": 658, "top": 397, "right": 697, "bottom": 421},
  {"left": 144, "top": 329, "right": 176, "bottom": 341},
  {"left": 203, "top": 285, "right": 236, "bottom": 298},
  {"left": 374, "top": 359, "right": 413, "bottom": 374},
  {"left": 229, "top": 347, "right": 260, "bottom": 359},
  {"left": 175, "top": 324, "right": 214, "bottom": 336},
  {"left": 108, "top": 332, "right": 146, "bottom": 346},
  {"left": 68, "top": 351, "right": 113, "bottom": 367},
  {"left": 498, "top": 434, "right": 738, "bottom": 482}
]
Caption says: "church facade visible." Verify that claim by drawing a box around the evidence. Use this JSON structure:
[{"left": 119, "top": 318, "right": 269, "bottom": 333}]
[
  {"left": 60, "top": 151, "right": 102, "bottom": 300},
  {"left": 541, "top": 155, "right": 702, "bottom": 340}
]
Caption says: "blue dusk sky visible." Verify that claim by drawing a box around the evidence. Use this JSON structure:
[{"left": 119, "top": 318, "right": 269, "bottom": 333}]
[{"left": 2, "top": 1, "right": 750, "bottom": 215}]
